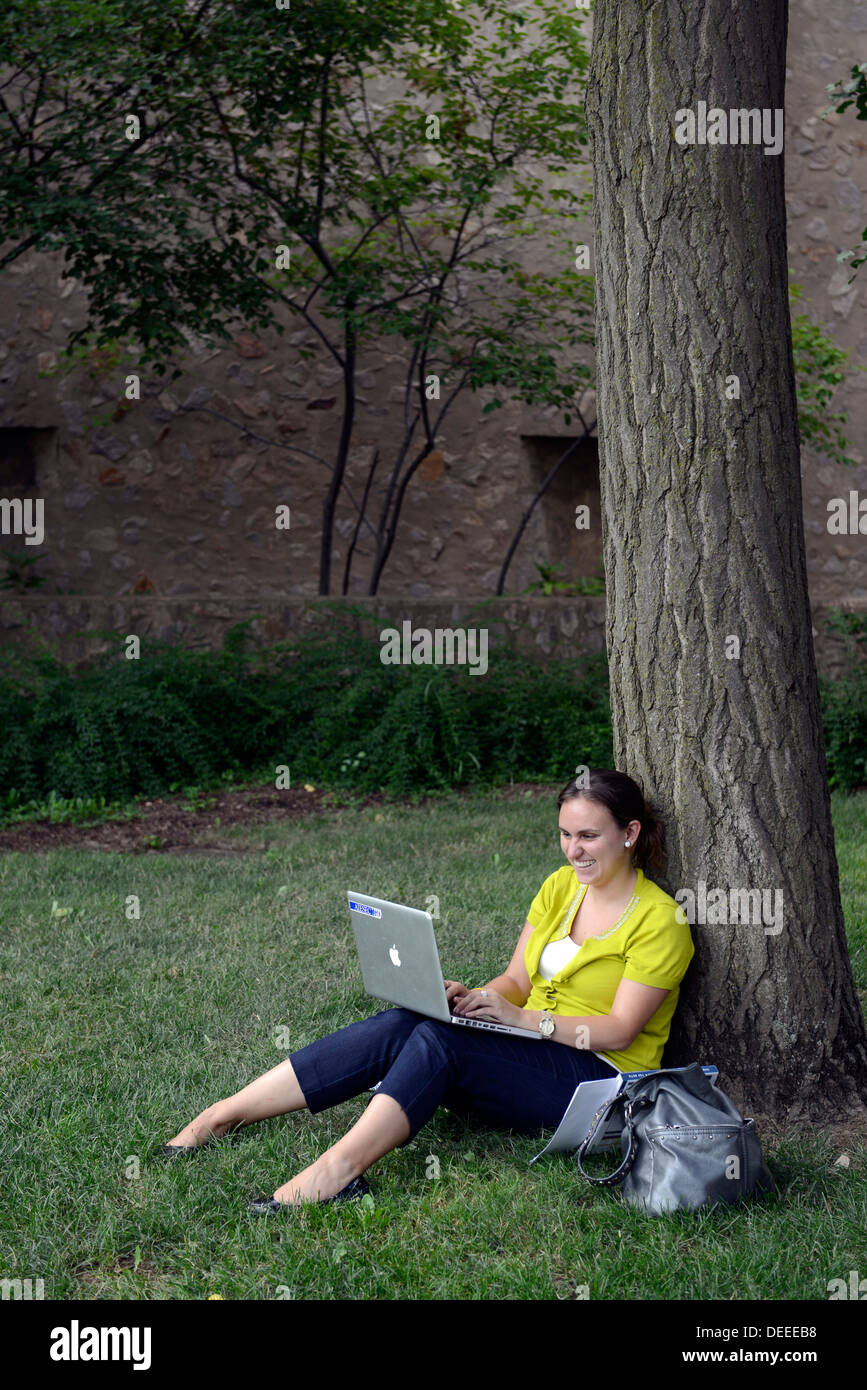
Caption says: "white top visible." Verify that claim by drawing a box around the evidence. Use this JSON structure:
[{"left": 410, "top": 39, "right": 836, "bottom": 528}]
[
  {"left": 537, "top": 935, "right": 581, "bottom": 981},
  {"left": 534, "top": 932, "right": 618, "bottom": 1073}
]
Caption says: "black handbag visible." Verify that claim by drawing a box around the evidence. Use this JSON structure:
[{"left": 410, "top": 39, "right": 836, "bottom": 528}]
[{"left": 575, "top": 1062, "right": 776, "bottom": 1216}]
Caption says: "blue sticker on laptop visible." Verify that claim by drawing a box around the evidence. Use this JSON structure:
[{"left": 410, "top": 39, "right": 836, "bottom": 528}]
[{"left": 349, "top": 899, "right": 382, "bottom": 918}]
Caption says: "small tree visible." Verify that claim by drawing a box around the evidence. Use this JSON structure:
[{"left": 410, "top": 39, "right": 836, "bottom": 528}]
[
  {"left": 1, "top": 1, "right": 858, "bottom": 594},
  {"left": 1, "top": 0, "right": 597, "bottom": 595},
  {"left": 212, "top": 0, "right": 598, "bottom": 594}
]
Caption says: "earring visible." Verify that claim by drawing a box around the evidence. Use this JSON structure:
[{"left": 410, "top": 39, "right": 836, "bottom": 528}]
[{"left": 625, "top": 841, "right": 631, "bottom": 847}]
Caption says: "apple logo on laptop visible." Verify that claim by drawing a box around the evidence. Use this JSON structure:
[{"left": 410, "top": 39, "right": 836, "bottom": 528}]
[{"left": 389, "top": 945, "right": 401, "bottom": 967}]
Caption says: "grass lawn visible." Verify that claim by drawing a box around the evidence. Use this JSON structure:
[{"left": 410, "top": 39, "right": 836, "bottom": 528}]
[{"left": 1, "top": 787, "right": 866, "bottom": 1301}]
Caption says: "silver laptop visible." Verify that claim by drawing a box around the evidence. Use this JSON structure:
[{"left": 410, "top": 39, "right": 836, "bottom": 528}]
[{"left": 346, "top": 891, "right": 539, "bottom": 1040}]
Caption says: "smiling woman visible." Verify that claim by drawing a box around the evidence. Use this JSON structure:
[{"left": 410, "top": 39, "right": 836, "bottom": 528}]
[
  {"left": 452, "top": 768, "right": 693, "bottom": 1071},
  {"left": 155, "top": 768, "right": 695, "bottom": 1214}
]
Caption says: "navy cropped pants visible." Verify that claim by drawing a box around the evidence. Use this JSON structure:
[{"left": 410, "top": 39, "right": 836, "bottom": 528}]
[{"left": 288, "top": 1007, "right": 619, "bottom": 1144}]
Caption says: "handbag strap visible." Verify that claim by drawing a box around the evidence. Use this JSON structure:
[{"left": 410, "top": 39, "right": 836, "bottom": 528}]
[{"left": 576, "top": 1094, "right": 654, "bottom": 1187}]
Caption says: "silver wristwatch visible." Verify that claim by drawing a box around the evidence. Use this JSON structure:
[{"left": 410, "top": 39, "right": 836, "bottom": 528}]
[{"left": 538, "top": 1010, "right": 556, "bottom": 1040}]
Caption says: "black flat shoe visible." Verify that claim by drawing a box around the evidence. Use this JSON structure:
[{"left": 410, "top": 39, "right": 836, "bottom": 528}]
[{"left": 248, "top": 1176, "right": 370, "bottom": 1215}]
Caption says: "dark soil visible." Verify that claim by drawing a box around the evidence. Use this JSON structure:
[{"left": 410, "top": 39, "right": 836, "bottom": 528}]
[{"left": 0, "top": 780, "right": 555, "bottom": 855}]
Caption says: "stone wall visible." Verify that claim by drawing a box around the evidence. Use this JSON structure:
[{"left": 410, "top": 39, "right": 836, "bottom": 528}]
[
  {"left": 787, "top": 0, "right": 867, "bottom": 610},
  {"left": 1, "top": 0, "right": 865, "bottom": 672},
  {"left": 1, "top": 592, "right": 606, "bottom": 666},
  {"left": 1, "top": 592, "right": 859, "bottom": 682}
]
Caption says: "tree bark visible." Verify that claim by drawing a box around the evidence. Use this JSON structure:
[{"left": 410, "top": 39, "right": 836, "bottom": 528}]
[{"left": 585, "top": 0, "right": 867, "bottom": 1121}]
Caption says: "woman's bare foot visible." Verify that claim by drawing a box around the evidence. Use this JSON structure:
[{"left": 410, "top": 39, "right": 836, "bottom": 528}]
[
  {"left": 270, "top": 1151, "right": 360, "bottom": 1206},
  {"left": 166, "top": 1102, "right": 234, "bottom": 1149}
]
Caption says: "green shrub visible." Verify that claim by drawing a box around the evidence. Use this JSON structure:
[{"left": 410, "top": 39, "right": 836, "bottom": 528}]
[
  {"left": 0, "top": 613, "right": 613, "bottom": 818},
  {"left": 2, "top": 605, "right": 864, "bottom": 821}
]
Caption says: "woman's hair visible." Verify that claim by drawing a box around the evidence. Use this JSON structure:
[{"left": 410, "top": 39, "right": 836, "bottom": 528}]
[{"left": 556, "top": 768, "right": 665, "bottom": 876}]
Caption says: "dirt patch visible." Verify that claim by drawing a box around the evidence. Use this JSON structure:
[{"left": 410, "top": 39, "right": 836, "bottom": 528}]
[
  {"left": 0, "top": 784, "right": 372, "bottom": 854},
  {"left": 76, "top": 1253, "right": 163, "bottom": 1284},
  {"left": 0, "top": 780, "right": 555, "bottom": 855}
]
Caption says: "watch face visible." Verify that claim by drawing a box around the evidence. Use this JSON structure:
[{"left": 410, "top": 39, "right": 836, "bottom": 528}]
[{"left": 541, "top": 1015, "right": 555, "bottom": 1035}]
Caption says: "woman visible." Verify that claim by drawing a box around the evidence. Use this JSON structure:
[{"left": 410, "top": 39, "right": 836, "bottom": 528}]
[{"left": 157, "top": 768, "right": 694, "bottom": 1212}]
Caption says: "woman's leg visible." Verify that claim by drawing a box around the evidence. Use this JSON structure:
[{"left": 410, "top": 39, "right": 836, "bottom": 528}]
[
  {"left": 166, "top": 1056, "right": 309, "bottom": 1147},
  {"left": 432, "top": 1026, "right": 619, "bottom": 1133},
  {"left": 165, "top": 1007, "right": 424, "bottom": 1148},
  {"left": 267, "top": 1017, "right": 460, "bottom": 1204},
  {"left": 271, "top": 1092, "right": 411, "bottom": 1204},
  {"left": 267, "top": 1019, "right": 615, "bottom": 1204},
  {"left": 167, "top": 1011, "right": 614, "bottom": 1203}
]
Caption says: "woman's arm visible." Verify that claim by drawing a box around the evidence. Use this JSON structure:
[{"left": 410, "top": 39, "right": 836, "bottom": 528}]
[
  {"left": 457, "top": 975, "right": 670, "bottom": 1051},
  {"left": 521, "top": 977, "right": 670, "bottom": 1049}
]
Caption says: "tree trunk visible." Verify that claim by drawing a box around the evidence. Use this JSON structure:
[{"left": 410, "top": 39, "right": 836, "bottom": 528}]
[{"left": 585, "top": 0, "right": 867, "bottom": 1122}]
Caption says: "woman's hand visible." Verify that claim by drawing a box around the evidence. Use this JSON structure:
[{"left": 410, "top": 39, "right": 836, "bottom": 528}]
[
  {"left": 450, "top": 985, "right": 527, "bottom": 1030},
  {"left": 444, "top": 980, "right": 472, "bottom": 1010}
]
